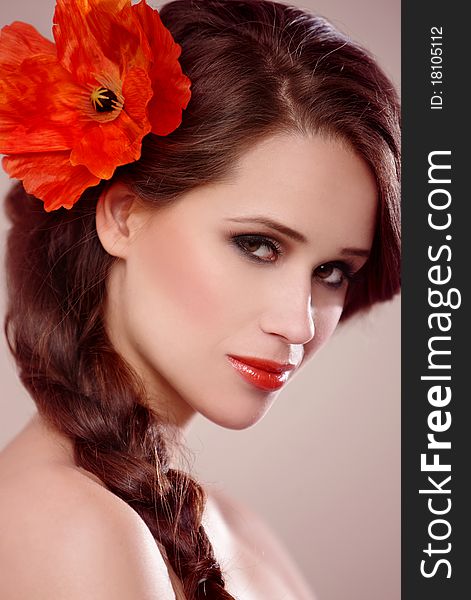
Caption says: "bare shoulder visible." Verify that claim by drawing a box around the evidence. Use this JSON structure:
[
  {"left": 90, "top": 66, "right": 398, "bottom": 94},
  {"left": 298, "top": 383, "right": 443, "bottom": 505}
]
[
  {"left": 207, "top": 485, "right": 292, "bottom": 557},
  {"left": 207, "top": 486, "right": 316, "bottom": 600},
  {"left": 0, "top": 464, "right": 177, "bottom": 599},
  {"left": 207, "top": 486, "right": 273, "bottom": 539}
]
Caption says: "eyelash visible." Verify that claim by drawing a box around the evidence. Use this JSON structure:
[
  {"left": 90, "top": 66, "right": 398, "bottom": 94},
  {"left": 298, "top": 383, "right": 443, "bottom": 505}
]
[{"left": 229, "top": 232, "right": 360, "bottom": 289}]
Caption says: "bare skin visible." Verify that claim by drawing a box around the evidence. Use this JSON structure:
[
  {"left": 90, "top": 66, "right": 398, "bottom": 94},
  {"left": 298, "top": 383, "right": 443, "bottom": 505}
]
[
  {"left": 0, "top": 133, "right": 377, "bottom": 598},
  {"left": 0, "top": 413, "right": 315, "bottom": 599}
]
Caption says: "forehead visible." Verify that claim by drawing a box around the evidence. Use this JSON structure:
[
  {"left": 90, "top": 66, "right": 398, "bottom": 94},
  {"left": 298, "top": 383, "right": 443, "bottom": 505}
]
[
  {"left": 210, "top": 133, "right": 377, "bottom": 247},
  {"left": 150, "top": 132, "right": 378, "bottom": 252}
]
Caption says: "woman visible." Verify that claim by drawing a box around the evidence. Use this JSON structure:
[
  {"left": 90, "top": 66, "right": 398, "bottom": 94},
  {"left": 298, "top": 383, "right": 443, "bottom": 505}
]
[{"left": 0, "top": 0, "right": 400, "bottom": 598}]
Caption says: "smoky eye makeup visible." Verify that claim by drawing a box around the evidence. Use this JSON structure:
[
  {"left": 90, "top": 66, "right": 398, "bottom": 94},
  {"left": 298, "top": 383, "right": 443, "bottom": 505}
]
[
  {"left": 229, "top": 231, "right": 283, "bottom": 263},
  {"left": 227, "top": 229, "right": 367, "bottom": 290},
  {"left": 313, "top": 260, "right": 359, "bottom": 289}
]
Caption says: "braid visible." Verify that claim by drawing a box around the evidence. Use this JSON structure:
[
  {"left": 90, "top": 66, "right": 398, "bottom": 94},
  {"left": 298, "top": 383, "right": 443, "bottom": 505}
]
[{"left": 3, "top": 184, "right": 236, "bottom": 599}]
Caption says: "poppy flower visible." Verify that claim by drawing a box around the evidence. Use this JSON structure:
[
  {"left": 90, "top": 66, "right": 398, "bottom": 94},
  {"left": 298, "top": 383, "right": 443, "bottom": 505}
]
[{"left": 0, "top": 0, "right": 191, "bottom": 212}]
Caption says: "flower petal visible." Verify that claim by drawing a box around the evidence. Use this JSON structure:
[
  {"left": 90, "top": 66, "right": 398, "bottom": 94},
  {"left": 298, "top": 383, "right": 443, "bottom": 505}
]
[
  {"left": 82, "top": 1, "right": 151, "bottom": 71},
  {"left": 70, "top": 67, "right": 152, "bottom": 179},
  {"left": 85, "top": 0, "right": 129, "bottom": 11},
  {"left": 0, "top": 55, "right": 85, "bottom": 153},
  {"left": 53, "top": 0, "right": 121, "bottom": 85},
  {"left": 0, "top": 21, "right": 55, "bottom": 73},
  {"left": 3, "top": 152, "right": 100, "bottom": 212},
  {"left": 147, "top": 60, "right": 192, "bottom": 136},
  {"left": 132, "top": 0, "right": 191, "bottom": 136}
]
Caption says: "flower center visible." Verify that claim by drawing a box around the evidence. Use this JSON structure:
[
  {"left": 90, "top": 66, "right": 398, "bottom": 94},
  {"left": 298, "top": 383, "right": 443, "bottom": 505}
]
[{"left": 90, "top": 87, "right": 121, "bottom": 113}]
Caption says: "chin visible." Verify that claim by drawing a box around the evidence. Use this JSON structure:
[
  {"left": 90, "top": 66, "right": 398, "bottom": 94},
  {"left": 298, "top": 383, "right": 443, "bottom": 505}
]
[{"left": 196, "top": 390, "right": 281, "bottom": 431}]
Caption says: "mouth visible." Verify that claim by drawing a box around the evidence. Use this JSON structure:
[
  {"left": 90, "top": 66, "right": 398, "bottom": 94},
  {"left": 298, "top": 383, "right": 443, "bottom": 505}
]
[{"left": 226, "top": 354, "right": 296, "bottom": 392}]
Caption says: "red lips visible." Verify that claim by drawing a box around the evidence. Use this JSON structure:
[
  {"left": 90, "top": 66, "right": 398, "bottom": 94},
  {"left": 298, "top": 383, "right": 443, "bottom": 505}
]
[{"left": 226, "top": 354, "right": 296, "bottom": 391}]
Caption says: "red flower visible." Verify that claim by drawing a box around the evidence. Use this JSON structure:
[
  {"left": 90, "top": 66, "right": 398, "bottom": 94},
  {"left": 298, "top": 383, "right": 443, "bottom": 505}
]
[{"left": 0, "top": 0, "right": 191, "bottom": 211}]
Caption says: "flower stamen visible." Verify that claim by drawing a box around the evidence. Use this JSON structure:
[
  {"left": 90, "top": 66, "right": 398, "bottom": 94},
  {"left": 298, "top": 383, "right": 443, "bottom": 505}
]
[{"left": 90, "top": 87, "right": 122, "bottom": 113}]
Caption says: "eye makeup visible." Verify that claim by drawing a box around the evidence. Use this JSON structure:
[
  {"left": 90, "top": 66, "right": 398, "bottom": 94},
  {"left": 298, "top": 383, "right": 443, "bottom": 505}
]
[{"left": 227, "top": 229, "right": 366, "bottom": 290}]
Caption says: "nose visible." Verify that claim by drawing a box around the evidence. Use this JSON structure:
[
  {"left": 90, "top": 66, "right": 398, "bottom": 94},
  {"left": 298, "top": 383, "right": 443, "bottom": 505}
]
[{"left": 259, "top": 282, "right": 315, "bottom": 346}]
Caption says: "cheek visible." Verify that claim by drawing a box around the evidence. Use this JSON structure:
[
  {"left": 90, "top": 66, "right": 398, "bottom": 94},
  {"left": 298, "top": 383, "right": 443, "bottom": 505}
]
[{"left": 131, "top": 225, "right": 228, "bottom": 331}]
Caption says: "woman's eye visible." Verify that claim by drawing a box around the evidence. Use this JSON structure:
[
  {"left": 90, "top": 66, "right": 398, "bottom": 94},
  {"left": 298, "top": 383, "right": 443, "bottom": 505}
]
[
  {"left": 314, "top": 263, "right": 353, "bottom": 288},
  {"left": 232, "top": 235, "right": 282, "bottom": 262},
  {"left": 231, "top": 235, "right": 357, "bottom": 287}
]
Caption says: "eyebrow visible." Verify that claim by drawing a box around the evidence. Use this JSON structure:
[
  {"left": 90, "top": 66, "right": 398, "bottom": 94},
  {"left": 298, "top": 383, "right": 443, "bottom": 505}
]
[{"left": 225, "top": 216, "right": 371, "bottom": 258}]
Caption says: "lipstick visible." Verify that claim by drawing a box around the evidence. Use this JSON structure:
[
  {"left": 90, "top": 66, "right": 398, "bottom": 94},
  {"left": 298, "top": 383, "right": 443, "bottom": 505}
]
[{"left": 226, "top": 355, "right": 295, "bottom": 392}]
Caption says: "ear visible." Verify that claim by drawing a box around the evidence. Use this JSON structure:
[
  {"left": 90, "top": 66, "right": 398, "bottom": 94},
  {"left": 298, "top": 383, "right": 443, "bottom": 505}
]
[{"left": 95, "top": 181, "right": 147, "bottom": 259}]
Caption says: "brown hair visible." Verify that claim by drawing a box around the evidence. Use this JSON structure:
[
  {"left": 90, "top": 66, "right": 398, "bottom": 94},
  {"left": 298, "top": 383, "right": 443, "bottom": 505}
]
[{"left": 3, "top": 0, "right": 400, "bottom": 597}]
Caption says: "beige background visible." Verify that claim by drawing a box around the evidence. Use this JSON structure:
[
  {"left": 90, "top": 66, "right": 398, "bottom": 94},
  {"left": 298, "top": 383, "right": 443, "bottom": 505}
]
[{"left": 0, "top": 1, "right": 400, "bottom": 599}]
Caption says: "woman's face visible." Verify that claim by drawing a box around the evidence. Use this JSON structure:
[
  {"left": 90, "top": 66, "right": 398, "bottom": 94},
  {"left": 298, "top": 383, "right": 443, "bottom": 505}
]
[{"left": 101, "top": 133, "right": 378, "bottom": 430}]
